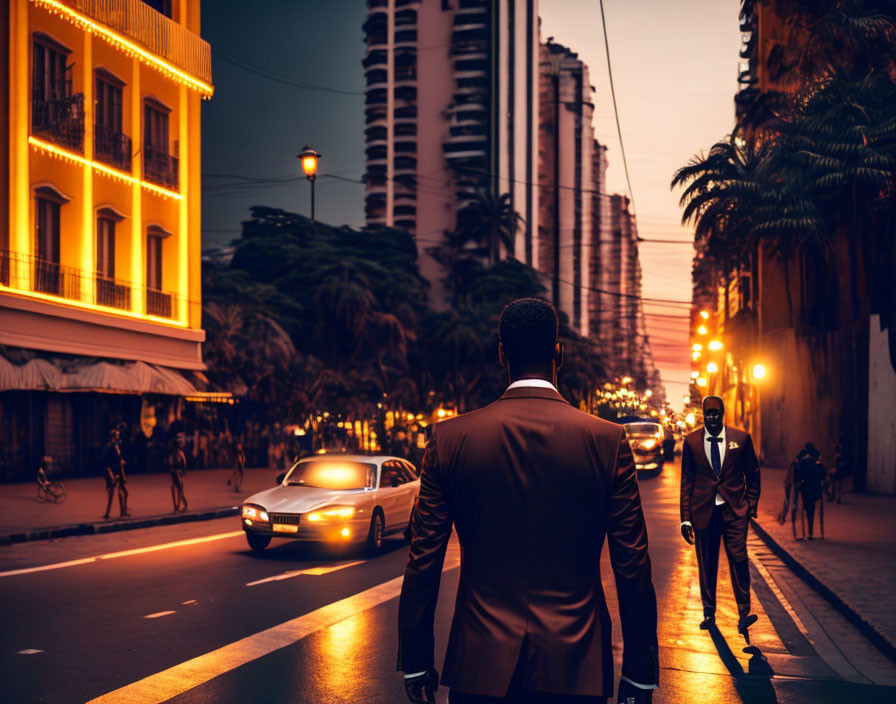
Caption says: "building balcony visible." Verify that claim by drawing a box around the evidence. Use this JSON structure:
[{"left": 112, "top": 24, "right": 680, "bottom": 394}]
[
  {"left": 146, "top": 287, "right": 173, "bottom": 318},
  {"left": 32, "top": 95, "right": 85, "bottom": 152},
  {"left": 62, "top": 0, "right": 212, "bottom": 84},
  {"left": 144, "top": 146, "right": 179, "bottom": 189},
  {"left": 94, "top": 124, "right": 132, "bottom": 171},
  {"left": 0, "top": 249, "right": 176, "bottom": 319}
]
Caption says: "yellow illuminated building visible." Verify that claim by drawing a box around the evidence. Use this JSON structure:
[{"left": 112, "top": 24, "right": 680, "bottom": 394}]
[{"left": 0, "top": 0, "right": 213, "bottom": 477}]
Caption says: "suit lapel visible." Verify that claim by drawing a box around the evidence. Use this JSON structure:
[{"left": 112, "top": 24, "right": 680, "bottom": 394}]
[
  {"left": 687, "top": 430, "right": 712, "bottom": 471},
  {"left": 720, "top": 426, "right": 742, "bottom": 474}
]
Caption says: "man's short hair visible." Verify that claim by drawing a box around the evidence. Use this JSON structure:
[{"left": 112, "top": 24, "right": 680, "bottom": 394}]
[
  {"left": 702, "top": 395, "right": 725, "bottom": 413},
  {"left": 498, "top": 298, "right": 558, "bottom": 367}
]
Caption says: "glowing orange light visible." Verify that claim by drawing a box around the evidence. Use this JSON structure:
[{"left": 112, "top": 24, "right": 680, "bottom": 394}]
[
  {"left": 298, "top": 146, "right": 321, "bottom": 180},
  {"left": 708, "top": 340, "right": 724, "bottom": 351},
  {"left": 696, "top": 377, "right": 708, "bottom": 387},
  {"left": 697, "top": 325, "right": 708, "bottom": 335},
  {"left": 691, "top": 343, "right": 703, "bottom": 352},
  {"left": 751, "top": 363, "right": 767, "bottom": 380},
  {"left": 700, "top": 310, "right": 710, "bottom": 320},
  {"left": 32, "top": 0, "right": 214, "bottom": 97},
  {"left": 29, "top": 137, "right": 182, "bottom": 200},
  {"left": 706, "top": 362, "right": 719, "bottom": 373}
]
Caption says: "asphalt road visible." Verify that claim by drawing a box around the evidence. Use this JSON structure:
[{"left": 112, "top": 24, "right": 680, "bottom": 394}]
[{"left": 1, "top": 458, "right": 894, "bottom": 704}]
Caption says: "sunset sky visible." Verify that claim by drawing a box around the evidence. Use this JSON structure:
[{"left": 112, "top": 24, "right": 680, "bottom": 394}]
[{"left": 202, "top": 0, "right": 742, "bottom": 405}]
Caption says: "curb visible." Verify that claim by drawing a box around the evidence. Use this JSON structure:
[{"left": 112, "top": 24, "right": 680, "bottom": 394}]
[
  {"left": 0, "top": 506, "right": 240, "bottom": 546},
  {"left": 750, "top": 517, "right": 896, "bottom": 664}
]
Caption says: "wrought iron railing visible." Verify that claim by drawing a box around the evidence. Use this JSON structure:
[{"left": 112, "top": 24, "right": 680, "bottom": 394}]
[
  {"left": 144, "top": 146, "right": 179, "bottom": 189},
  {"left": 146, "top": 287, "right": 172, "bottom": 318},
  {"left": 32, "top": 94, "right": 85, "bottom": 151},
  {"left": 0, "top": 249, "right": 181, "bottom": 320},
  {"left": 50, "top": 0, "right": 212, "bottom": 84},
  {"left": 94, "top": 124, "right": 132, "bottom": 171}
]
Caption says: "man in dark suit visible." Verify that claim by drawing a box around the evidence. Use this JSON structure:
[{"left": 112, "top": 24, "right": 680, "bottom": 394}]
[
  {"left": 398, "top": 298, "right": 659, "bottom": 704},
  {"left": 680, "top": 396, "right": 760, "bottom": 635}
]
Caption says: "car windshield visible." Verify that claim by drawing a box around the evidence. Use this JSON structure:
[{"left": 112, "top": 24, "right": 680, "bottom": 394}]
[
  {"left": 286, "top": 461, "right": 376, "bottom": 490},
  {"left": 625, "top": 423, "right": 661, "bottom": 437}
]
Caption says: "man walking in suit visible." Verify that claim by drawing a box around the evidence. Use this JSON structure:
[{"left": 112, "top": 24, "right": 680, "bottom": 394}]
[
  {"left": 398, "top": 298, "right": 659, "bottom": 704},
  {"left": 680, "top": 396, "right": 760, "bottom": 635}
]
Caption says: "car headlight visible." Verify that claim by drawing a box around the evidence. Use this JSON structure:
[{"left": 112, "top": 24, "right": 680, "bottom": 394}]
[
  {"left": 640, "top": 438, "right": 657, "bottom": 450},
  {"left": 242, "top": 505, "right": 269, "bottom": 522},
  {"left": 307, "top": 506, "right": 355, "bottom": 522}
]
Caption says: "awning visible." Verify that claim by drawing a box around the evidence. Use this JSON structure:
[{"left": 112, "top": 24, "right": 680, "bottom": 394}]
[{"left": 0, "top": 355, "right": 202, "bottom": 396}]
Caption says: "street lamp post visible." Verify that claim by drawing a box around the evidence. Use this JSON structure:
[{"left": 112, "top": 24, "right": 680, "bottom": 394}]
[{"left": 297, "top": 146, "right": 321, "bottom": 222}]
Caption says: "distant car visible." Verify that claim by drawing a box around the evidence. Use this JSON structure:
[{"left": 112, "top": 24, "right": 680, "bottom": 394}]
[
  {"left": 623, "top": 421, "right": 665, "bottom": 473},
  {"left": 240, "top": 454, "right": 419, "bottom": 553}
]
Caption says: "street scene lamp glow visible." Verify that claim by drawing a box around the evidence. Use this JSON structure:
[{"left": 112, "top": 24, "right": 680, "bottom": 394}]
[
  {"left": 644, "top": 389, "right": 652, "bottom": 398},
  {"left": 708, "top": 340, "right": 724, "bottom": 351},
  {"left": 298, "top": 146, "right": 321, "bottom": 181},
  {"left": 752, "top": 363, "right": 767, "bottom": 380},
  {"left": 697, "top": 325, "right": 708, "bottom": 335},
  {"left": 685, "top": 413, "right": 696, "bottom": 425},
  {"left": 691, "top": 343, "right": 703, "bottom": 352},
  {"left": 699, "top": 310, "right": 710, "bottom": 320},
  {"left": 696, "top": 377, "right": 708, "bottom": 387},
  {"left": 706, "top": 362, "right": 719, "bottom": 373},
  {"left": 690, "top": 371, "right": 699, "bottom": 379}
]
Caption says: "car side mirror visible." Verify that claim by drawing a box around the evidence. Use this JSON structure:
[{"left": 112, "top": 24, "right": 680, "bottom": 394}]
[{"left": 276, "top": 472, "right": 286, "bottom": 485}]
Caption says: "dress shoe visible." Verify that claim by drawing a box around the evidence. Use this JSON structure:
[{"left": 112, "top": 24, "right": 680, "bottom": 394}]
[
  {"left": 738, "top": 613, "right": 758, "bottom": 634},
  {"left": 700, "top": 615, "right": 715, "bottom": 630}
]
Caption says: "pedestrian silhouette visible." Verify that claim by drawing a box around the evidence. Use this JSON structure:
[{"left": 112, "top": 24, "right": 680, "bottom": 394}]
[
  {"left": 168, "top": 432, "right": 188, "bottom": 512},
  {"left": 793, "top": 443, "right": 826, "bottom": 539},
  {"left": 102, "top": 427, "right": 130, "bottom": 519},
  {"left": 229, "top": 441, "right": 245, "bottom": 492}
]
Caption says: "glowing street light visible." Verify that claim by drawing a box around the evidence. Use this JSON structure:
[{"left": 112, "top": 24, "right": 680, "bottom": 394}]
[
  {"left": 696, "top": 377, "right": 708, "bottom": 387},
  {"left": 621, "top": 376, "right": 632, "bottom": 385},
  {"left": 706, "top": 361, "right": 719, "bottom": 373},
  {"left": 751, "top": 363, "right": 767, "bottom": 381},
  {"left": 697, "top": 325, "right": 708, "bottom": 335},
  {"left": 685, "top": 412, "right": 696, "bottom": 425},
  {"left": 297, "top": 145, "right": 322, "bottom": 222},
  {"left": 692, "top": 351, "right": 702, "bottom": 361},
  {"left": 690, "top": 371, "right": 700, "bottom": 379},
  {"left": 644, "top": 389, "right": 652, "bottom": 398},
  {"left": 699, "top": 310, "right": 710, "bottom": 320},
  {"left": 708, "top": 340, "right": 724, "bottom": 351},
  {"left": 691, "top": 343, "right": 703, "bottom": 352}
]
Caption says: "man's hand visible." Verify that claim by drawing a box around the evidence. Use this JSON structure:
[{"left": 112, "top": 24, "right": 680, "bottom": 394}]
[
  {"left": 618, "top": 678, "right": 653, "bottom": 703},
  {"left": 403, "top": 668, "right": 438, "bottom": 703},
  {"left": 680, "top": 522, "right": 694, "bottom": 545}
]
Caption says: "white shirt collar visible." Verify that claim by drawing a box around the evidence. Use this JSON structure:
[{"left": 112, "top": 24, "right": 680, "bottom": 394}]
[
  {"left": 507, "top": 379, "right": 557, "bottom": 391},
  {"left": 704, "top": 426, "right": 726, "bottom": 443}
]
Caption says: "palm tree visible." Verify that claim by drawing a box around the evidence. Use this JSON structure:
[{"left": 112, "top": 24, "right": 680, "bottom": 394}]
[{"left": 454, "top": 191, "right": 524, "bottom": 267}]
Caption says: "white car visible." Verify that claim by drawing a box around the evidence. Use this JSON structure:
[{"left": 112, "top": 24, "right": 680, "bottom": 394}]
[{"left": 241, "top": 454, "right": 420, "bottom": 553}]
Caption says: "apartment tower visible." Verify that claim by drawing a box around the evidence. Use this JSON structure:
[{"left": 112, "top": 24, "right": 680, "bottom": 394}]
[
  {"left": 537, "top": 40, "right": 594, "bottom": 336},
  {"left": 0, "top": 0, "right": 212, "bottom": 478},
  {"left": 362, "top": 0, "right": 540, "bottom": 303}
]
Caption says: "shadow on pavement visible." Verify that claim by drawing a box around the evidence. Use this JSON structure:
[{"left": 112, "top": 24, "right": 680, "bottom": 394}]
[{"left": 709, "top": 624, "right": 779, "bottom": 703}]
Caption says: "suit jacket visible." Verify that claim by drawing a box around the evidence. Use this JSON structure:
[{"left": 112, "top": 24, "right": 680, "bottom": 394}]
[
  {"left": 397, "top": 386, "right": 658, "bottom": 698},
  {"left": 679, "top": 426, "right": 760, "bottom": 530}
]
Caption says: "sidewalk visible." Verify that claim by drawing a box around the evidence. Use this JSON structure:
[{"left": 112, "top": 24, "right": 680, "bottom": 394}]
[
  {"left": 752, "top": 465, "right": 896, "bottom": 660},
  {"left": 0, "top": 466, "right": 282, "bottom": 544}
]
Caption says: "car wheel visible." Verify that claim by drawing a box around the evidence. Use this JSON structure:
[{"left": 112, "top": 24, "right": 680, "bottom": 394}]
[
  {"left": 246, "top": 532, "right": 271, "bottom": 552},
  {"left": 366, "top": 510, "right": 385, "bottom": 555}
]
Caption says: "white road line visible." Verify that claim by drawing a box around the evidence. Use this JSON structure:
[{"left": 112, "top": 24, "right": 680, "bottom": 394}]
[
  {"left": 245, "top": 560, "right": 365, "bottom": 586},
  {"left": 86, "top": 547, "right": 462, "bottom": 704},
  {"left": 18, "top": 649, "right": 43, "bottom": 655},
  {"left": 143, "top": 611, "right": 176, "bottom": 619},
  {"left": 0, "top": 531, "right": 244, "bottom": 578},
  {"left": 181, "top": 600, "right": 197, "bottom": 605}
]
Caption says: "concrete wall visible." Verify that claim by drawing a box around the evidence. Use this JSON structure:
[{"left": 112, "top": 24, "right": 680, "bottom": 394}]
[{"left": 866, "top": 313, "right": 896, "bottom": 494}]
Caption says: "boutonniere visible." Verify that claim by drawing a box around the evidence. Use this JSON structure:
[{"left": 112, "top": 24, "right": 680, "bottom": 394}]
[{"left": 728, "top": 441, "right": 739, "bottom": 450}]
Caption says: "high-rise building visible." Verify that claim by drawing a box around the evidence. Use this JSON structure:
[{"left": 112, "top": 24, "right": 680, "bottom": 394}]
[
  {"left": 362, "top": 0, "right": 540, "bottom": 302},
  {"left": 0, "top": 0, "right": 213, "bottom": 478},
  {"left": 537, "top": 40, "right": 594, "bottom": 337}
]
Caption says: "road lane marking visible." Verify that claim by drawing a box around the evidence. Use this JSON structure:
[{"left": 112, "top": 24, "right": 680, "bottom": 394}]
[
  {"left": 0, "top": 531, "right": 244, "bottom": 578},
  {"left": 86, "top": 548, "right": 462, "bottom": 704},
  {"left": 181, "top": 600, "right": 197, "bottom": 605},
  {"left": 144, "top": 611, "right": 176, "bottom": 619},
  {"left": 18, "top": 649, "right": 43, "bottom": 655},
  {"left": 245, "top": 560, "right": 365, "bottom": 586}
]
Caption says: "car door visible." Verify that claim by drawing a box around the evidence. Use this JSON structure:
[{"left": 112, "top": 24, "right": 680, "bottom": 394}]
[
  {"left": 399, "top": 460, "right": 420, "bottom": 524},
  {"left": 378, "top": 461, "right": 405, "bottom": 532}
]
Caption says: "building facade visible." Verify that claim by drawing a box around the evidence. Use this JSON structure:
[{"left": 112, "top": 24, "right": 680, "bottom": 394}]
[
  {"left": 537, "top": 40, "right": 594, "bottom": 337},
  {"left": 362, "top": 0, "right": 540, "bottom": 302},
  {"left": 0, "top": 0, "right": 212, "bottom": 479}
]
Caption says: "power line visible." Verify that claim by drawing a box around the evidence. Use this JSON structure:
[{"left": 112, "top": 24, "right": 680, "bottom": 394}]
[{"left": 599, "top": 0, "right": 637, "bottom": 216}]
